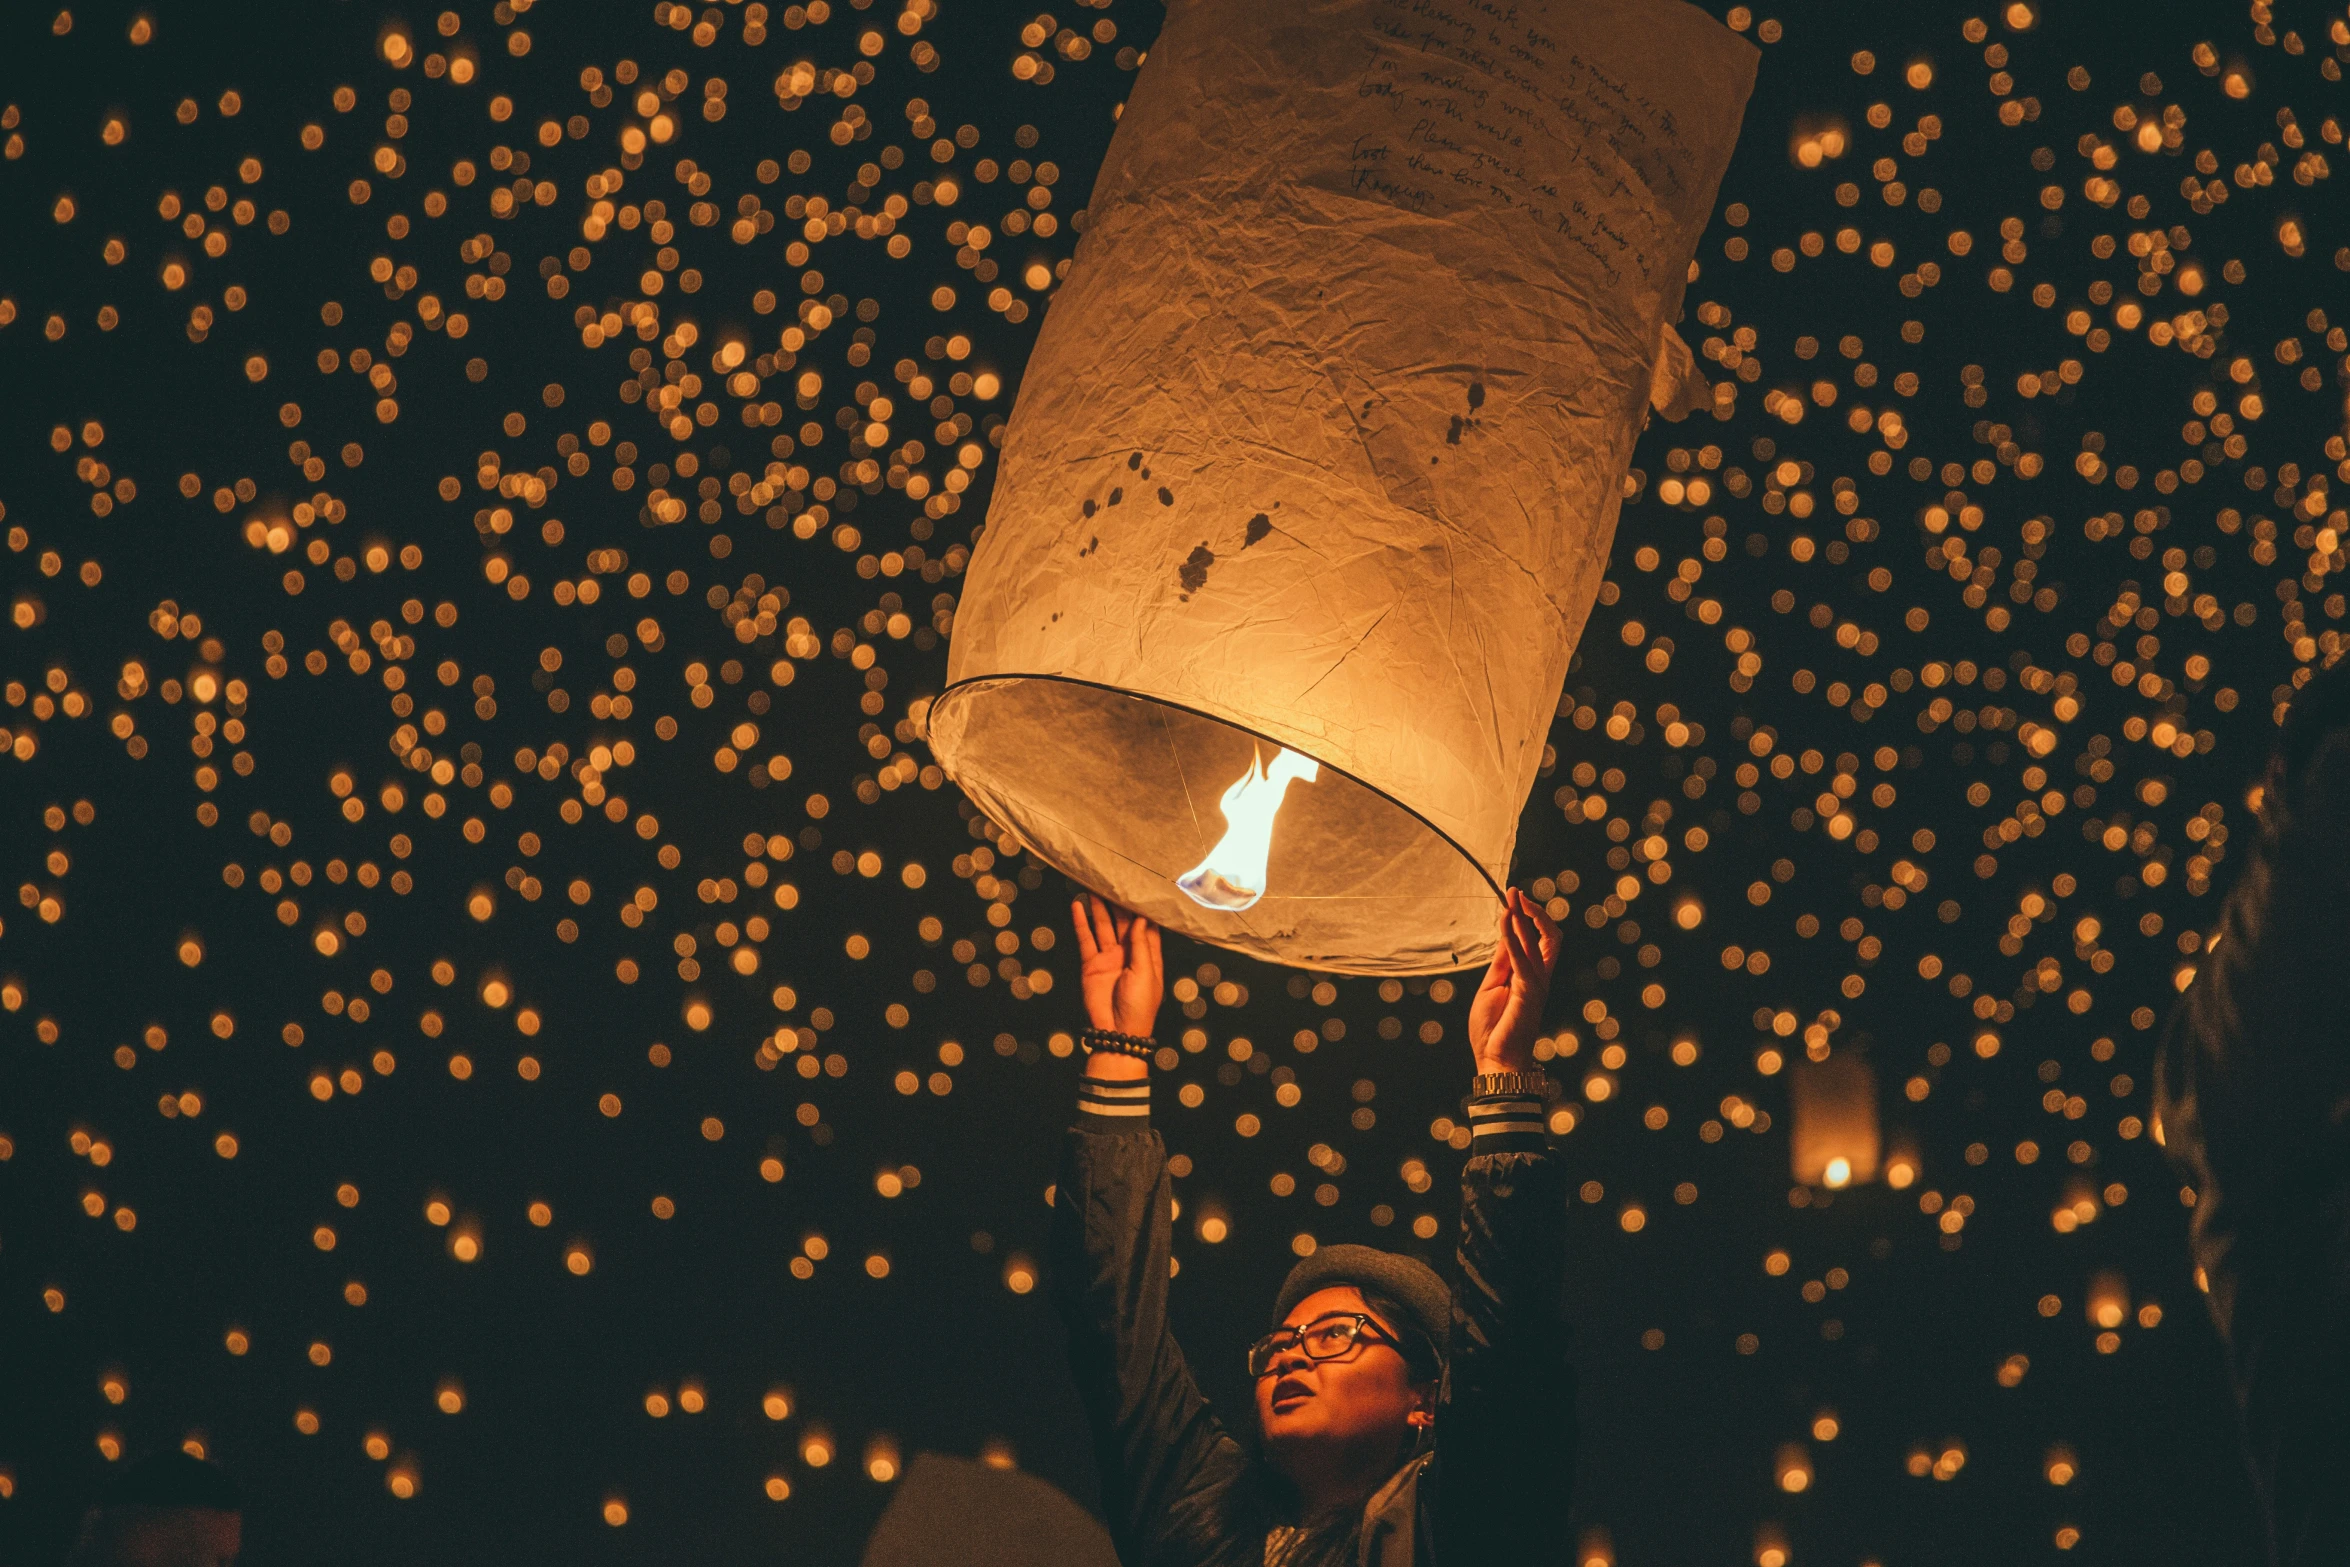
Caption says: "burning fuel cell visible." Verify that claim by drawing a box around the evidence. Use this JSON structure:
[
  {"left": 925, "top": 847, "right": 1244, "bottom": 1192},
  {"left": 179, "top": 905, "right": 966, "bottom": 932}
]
[
  {"left": 925, "top": 0, "right": 1756, "bottom": 974},
  {"left": 1176, "top": 748, "right": 1321, "bottom": 914}
]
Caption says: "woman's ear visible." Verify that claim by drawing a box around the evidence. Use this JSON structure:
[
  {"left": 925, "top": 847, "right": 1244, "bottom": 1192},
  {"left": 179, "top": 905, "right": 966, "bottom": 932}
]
[{"left": 1406, "top": 1386, "right": 1437, "bottom": 1428}]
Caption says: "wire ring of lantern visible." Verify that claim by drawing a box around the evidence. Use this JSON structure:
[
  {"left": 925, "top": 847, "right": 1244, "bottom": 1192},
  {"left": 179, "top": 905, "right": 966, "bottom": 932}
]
[{"left": 932, "top": 669, "right": 1511, "bottom": 909}]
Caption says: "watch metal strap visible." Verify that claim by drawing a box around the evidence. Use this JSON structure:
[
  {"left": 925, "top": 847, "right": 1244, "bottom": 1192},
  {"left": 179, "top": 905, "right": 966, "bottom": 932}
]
[{"left": 1471, "top": 1070, "right": 1549, "bottom": 1097}]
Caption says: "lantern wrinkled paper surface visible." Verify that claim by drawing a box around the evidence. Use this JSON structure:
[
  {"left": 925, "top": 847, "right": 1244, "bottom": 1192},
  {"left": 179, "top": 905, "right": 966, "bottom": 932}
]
[{"left": 929, "top": 0, "right": 1757, "bottom": 973}]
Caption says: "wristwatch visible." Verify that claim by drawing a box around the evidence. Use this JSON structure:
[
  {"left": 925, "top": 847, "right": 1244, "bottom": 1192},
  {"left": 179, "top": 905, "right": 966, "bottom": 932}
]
[{"left": 1470, "top": 1070, "right": 1549, "bottom": 1097}]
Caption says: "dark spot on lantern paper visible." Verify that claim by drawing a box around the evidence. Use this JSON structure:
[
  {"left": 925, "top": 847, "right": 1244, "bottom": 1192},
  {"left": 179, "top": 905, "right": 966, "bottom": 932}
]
[
  {"left": 1082, "top": 498, "right": 1098, "bottom": 517},
  {"left": 1449, "top": 384, "right": 1487, "bottom": 446},
  {"left": 1157, "top": 486, "right": 1175, "bottom": 506},
  {"left": 1127, "top": 451, "right": 1143, "bottom": 469},
  {"left": 1244, "top": 513, "right": 1272, "bottom": 548},
  {"left": 1178, "top": 543, "right": 1215, "bottom": 596},
  {"left": 1107, "top": 487, "right": 1123, "bottom": 506}
]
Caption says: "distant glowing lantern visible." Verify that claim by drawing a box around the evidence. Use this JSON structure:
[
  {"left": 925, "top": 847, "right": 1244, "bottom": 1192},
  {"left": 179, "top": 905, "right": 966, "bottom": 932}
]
[
  {"left": 864, "top": 1437, "right": 901, "bottom": 1483},
  {"left": 929, "top": 0, "right": 1755, "bottom": 972},
  {"left": 1790, "top": 1053, "right": 1882, "bottom": 1188},
  {"left": 2087, "top": 1270, "right": 2130, "bottom": 1331}
]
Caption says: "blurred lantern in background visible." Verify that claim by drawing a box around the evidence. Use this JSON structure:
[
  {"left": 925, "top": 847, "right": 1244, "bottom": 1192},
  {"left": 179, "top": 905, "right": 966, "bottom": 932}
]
[
  {"left": 1791, "top": 1052, "right": 1883, "bottom": 1188},
  {"left": 2088, "top": 1270, "right": 2131, "bottom": 1330},
  {"left": 2045, "top": 1443, "right": 2081, "bottom": 1486},
  {"left": 930, "top": 0, "right": 1756, "bottom": 972}
]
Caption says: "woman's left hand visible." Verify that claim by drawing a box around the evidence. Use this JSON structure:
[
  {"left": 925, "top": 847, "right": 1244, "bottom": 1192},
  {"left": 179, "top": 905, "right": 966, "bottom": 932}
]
[{"left": 1466, "top": 888, "right": 1562, "bottom": 1075}]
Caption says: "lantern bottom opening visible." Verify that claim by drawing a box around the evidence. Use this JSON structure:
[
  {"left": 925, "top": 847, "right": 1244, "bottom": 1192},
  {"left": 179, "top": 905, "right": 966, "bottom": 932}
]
[{"left": 927, "top": 675, "right": 1502, "bottom": 975}]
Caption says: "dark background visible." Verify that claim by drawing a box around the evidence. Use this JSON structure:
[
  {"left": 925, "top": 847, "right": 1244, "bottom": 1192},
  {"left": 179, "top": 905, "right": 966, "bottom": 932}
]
[{"left": 4, "top": 0, "right": 2340, "bottom": 1559}]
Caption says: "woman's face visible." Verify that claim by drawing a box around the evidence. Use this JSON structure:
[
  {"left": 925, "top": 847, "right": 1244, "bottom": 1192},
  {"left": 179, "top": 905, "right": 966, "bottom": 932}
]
[{"left": 1254, "top": 1286, "right": 1432, "bottom": 1468}]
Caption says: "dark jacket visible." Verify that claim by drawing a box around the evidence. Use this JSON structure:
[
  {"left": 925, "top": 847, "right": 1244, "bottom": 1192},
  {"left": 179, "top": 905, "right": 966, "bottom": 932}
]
[
  {"left": 2154, "top": 742, "right": 2350, "bottom": 1567},
  {"left": 1049, "top": 1085, "right": 1573, "bottom": 1567}
]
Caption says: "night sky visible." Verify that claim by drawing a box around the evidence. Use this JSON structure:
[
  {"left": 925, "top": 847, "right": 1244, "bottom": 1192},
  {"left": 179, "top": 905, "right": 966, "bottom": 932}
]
[{"left": 4, "top": 0, "right": 2344, "bottom": 1561}]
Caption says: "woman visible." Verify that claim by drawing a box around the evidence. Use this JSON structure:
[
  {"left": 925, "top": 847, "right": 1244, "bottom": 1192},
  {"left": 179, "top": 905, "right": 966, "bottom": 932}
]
[{"left": 1050, "top": 889, "right": 1572, "bottom": 1566}]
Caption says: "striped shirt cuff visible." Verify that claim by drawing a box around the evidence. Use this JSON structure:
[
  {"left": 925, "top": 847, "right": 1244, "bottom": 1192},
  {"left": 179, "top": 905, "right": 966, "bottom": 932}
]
[
  {"left": 1466, "top": 1092, "right": 1548, "bottom": 1154},
  {"left": 1077, "top": 1075, "right": 1151, "bottom": 1126}
]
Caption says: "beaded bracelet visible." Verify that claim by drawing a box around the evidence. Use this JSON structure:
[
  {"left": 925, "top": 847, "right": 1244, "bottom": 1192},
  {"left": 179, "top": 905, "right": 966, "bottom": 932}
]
[{"left": 1080, "top": 1028, "right": 1157, "bottom": 1059}]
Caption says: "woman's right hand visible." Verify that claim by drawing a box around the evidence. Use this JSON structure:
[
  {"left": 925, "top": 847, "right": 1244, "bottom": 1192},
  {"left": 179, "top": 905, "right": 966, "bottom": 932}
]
[
  {"left": 1466, "top": 887, "right": 1562, "bottom": 1076},
  {"left": 1071, "top": 893, "right": 1163, "bottom": 1040}
]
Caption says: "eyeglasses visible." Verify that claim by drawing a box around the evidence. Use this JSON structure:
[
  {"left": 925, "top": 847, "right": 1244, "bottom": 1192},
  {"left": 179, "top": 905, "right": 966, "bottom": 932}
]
[{"left": 1246, "top": 1313, "right": 1399, "bottom": 1378}]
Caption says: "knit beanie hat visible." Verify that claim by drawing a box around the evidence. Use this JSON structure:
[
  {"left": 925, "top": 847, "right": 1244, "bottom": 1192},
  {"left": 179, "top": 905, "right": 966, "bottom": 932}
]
[{"left": 1270, "top": 1244, "right": 1448, "bottom": 1373}]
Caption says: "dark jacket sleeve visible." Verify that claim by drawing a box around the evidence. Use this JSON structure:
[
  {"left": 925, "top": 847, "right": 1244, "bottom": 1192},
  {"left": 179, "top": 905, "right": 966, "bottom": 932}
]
[
  {"left": 2154, "top": 787, "right": 2350, "bottom": 1567},
  {"left": 1426, "top": 1093, "right": 1576, "bottom": 1567},
  {"left": 1050, "top": 1085, "right": 1252, "bottom": 1567}
]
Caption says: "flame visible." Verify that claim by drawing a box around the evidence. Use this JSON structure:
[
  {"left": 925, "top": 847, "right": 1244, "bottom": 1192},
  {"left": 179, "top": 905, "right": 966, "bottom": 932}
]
[{"left": 1176, "top": 747, "right": 1320, "bottom": 912}]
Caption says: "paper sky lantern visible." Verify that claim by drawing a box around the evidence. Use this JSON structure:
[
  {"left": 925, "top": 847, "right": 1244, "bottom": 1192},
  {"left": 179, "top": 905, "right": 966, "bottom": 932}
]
[
  {"left": 1790, "top": 1053, "right": 1883, "bottom": 1189},
  {"left": 928, "top": 0, "right": 1756, "bottom": 972}
]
